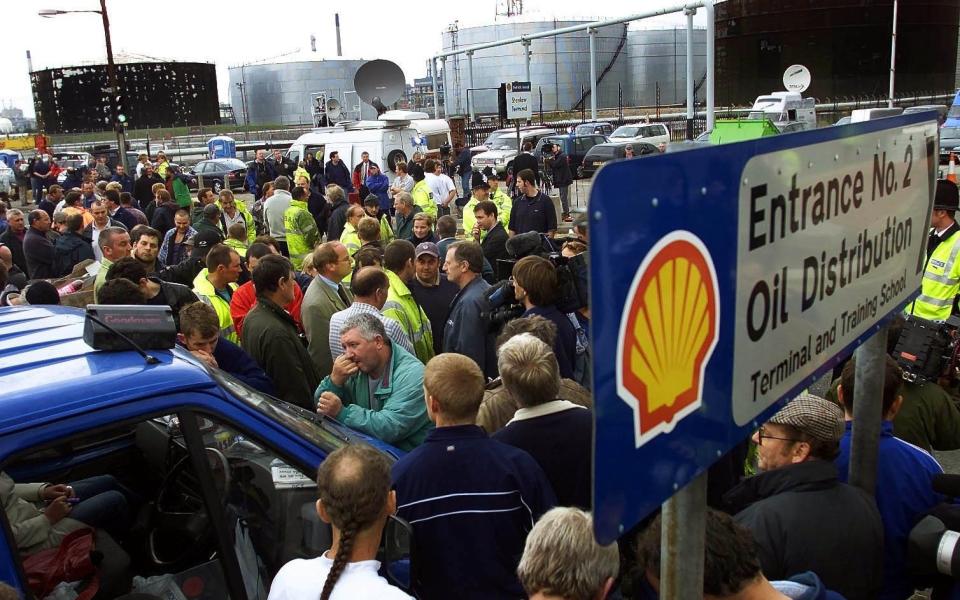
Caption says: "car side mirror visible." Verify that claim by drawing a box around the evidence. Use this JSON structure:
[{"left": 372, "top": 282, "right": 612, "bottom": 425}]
[{"left": 380, "top": 514, "right": 413, "bottom": 592}]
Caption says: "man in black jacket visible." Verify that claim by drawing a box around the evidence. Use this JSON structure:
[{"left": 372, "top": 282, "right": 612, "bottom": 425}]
[
  {"left": 106, "top": 257, "right": 199, "bottom": 331},
  {"left": 473, "top": 200, "right": 509, "bottom": 267},
  {"left": 325, "top": 184, "right": 350, "bottom": 242},
  {"left": 723, "top": 393, "right": 883, "bottom": 600},
  {"left": 54, "top": 213, "right": 95, "bottom": 277},
  {"left": 512, "top": 142, "right": 540, "bottom": 190},
  {"left": 0, "top": 209, "right": 29, "bottom": 278},
  {"left": 324, "top": 151, "right": 353, "bottom": 193},
  {"left": 547, "top": 143, "right": 573, "bottom": 222},
  {"left": 23, "top": 210, "right": 56, "bottom": 280},
  {"left": 133, "top": 164, "right": 164, "bottom": 208}
]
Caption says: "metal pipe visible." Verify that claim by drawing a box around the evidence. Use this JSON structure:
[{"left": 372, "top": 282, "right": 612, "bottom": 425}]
[
  {"left": 431, "top": 58, "right": 440, "bottom": 119},
  {"left": 433, "top": 1, "right": 707, "bottom": 60},
  {"left": 468, "top": 51, "right": 475, "bottom": 122},
  {"left": 685, "top": 8, "right": 695, "bottom": 139},
  {"left": 589, "top": 29, "right": 598, "bottom": 121},
  {"left": 26, "top": 50, "right": 33, "bottom": 74},
  {"left": 440, "top": 57, "right": 448, "bottom": 118},
  {"left": 335, "top": 13, "right": 342, "bottom": 57},
  {"left": 888, "top": 0, "right": 898, "bottom": 109},
  {"left": 523, "top": 40, "right": 531, "bottom": 84},
  {"left": 705, "top": 0, "right": 715, "bottom": 131},
  {"left": 660, "top": 471, "right": 706, "bottom": 598},
  {"left": 849, "top": 326, "right": 889, "bottom": 496},
  {"left": 100, "top": 0, "right": 128, "bottom": 173}
]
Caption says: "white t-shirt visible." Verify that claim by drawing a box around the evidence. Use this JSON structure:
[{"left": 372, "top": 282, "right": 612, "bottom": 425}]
[
  {"left": 425, "top": 173, "right": 455, "bottom": 207},
  {"left": 267, "top": 555, "right": 413, "bottom": 600}
]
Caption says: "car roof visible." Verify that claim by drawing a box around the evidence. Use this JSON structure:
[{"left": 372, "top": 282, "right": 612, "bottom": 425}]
[{"left": 0, "top": 306, "right": 217, "bottom": 436}]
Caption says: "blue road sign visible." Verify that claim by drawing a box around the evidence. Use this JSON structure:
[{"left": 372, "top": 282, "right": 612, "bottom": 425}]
[{"left": 591, "top": 113, "right": 938, "bottom": 543}]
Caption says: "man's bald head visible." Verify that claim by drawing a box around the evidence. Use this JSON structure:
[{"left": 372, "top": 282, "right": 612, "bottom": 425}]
[
  {"left": 0, "top": 245, "right": 12, "bottom": 269},
  {"left": 350, "top": 267, "right": 390, "bottom": 307}
]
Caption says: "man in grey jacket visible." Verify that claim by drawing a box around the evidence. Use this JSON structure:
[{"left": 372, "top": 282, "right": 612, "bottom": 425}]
[
  {"left": 443, "top": 241, "right": 496, "bottom": 378},
  {"left": 263, "top": 175, "right": 292, "bottom": 256}
]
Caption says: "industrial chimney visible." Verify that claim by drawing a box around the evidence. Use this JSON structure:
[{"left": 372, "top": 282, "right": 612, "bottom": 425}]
[
  {"left": 310, "top": 34, "right": 316, "bottom": 52},
  {"left": 26, "top": 50, "right": 33, "bottom": 73},
  {"left": 335, "top": 13, "right": 342, "bottom": 57}
]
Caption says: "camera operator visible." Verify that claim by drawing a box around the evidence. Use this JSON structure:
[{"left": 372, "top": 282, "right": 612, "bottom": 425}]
[{"left": 511, "top": 256, "right": 577, "bottom": 380}]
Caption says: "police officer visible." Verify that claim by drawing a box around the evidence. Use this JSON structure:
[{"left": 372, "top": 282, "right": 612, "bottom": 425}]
[{"left": 907, "top": 180, "right": 960, "bottom": 320}]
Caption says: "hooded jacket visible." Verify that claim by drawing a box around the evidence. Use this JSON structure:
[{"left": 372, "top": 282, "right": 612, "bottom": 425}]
[{"left": 53, "top": 230, "right": 95, "bottom": 277}]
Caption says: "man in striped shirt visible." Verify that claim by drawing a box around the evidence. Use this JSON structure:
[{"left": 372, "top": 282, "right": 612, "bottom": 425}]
[
  {"left": 391, "top": 353, "right": 556, "bottom": 599},
  {"left": 329, "top": 267, "right": 414, "bottom": 359}
]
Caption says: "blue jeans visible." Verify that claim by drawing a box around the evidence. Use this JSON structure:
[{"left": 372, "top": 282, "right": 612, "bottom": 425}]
[
  {"left": 460, "top": 172, "right": 471, "bottom": 200},
  {"left": 69, "top": 475, "right": 131, "bottom": 537}
]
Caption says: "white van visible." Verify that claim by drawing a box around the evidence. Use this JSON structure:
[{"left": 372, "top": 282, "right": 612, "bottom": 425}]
[
  {"left": 849, "top": 107, "right": 904, "bottom": 123},
  {"left": 748, "top": 92, "right": 817, "bottom": 130},
  {"left": 286, "top": 111, "right": 451, "bottom": 182},
  {"left": 609, "top": 123, "right": 671, "bottom": 146}
]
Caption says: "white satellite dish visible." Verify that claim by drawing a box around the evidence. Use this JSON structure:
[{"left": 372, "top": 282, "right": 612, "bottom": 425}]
[
  {"left": 326, "top": 98, "right": 343, "bottom": 122},
  {"left": 783, "top": 65, "right": 811, "bottom": 93}
]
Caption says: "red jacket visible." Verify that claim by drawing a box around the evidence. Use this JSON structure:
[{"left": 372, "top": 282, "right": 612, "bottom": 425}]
[{"left": 230, "top": 280, "right": 304, "bottom": 338}]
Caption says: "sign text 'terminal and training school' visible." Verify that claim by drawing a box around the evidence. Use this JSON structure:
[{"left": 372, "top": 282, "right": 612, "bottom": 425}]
[{"left": 731, "top": 125, "right": 932, "bottom": 425}]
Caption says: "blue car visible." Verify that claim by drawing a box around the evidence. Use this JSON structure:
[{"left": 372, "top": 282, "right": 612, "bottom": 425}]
[{"left": 0, "top": 306, "right": 407, "bottom": 599}]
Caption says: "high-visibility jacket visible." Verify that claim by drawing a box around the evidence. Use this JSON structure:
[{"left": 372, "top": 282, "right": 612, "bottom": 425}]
[
  {"left": 461, "top": 195, "right": 493, "bottom": 242},
  {"left": 490, "top": 186, "right": 512, "bottom": 228},
  {"left": 907, "top": 228, "right": 960, "bottom": 320},
  {"left": 340, "top": 222, "right": 362, "bottom": 257},
  {"left": 379, "top": 214, "right": 395, "bottom": 244},
  {"left": 224, "top": 238, "right": 248, "bottom": 257},
  {"left": 192, "top": 269, "right": 239, "bottom": 343},
  {"left": 284, "top": 199, "right": 320, "bottom": 270},
  {"left": 410, "top": 180, "right": 436, "bottom": 219},
  {"left": 383, "top": 269, "right": 434, "bottom": 363}
]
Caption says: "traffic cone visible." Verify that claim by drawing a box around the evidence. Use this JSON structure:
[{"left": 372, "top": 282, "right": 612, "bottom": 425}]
[{"left": 949, "top": 153, "right": 957, "bottom": 184}]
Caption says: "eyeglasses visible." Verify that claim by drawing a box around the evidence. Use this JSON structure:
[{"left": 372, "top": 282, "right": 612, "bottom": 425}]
[{"left": 755, "top": 426, "right": 804, "bottom": 446}]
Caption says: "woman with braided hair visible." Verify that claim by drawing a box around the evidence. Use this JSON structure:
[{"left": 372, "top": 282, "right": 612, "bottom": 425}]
[{"left": 267, "top": 445, "right": 412, "bottom": 600}]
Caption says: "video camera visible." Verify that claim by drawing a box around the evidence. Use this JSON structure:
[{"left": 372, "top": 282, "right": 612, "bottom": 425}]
[
  {"left": 908, "top": 474, "right": 960, "bottom": 597},
  {"left": 485, "top": 232, "right": 589, "bottom": 334},
  {"left": 892, "top": 315, "right": 960, "bottom": 383}
]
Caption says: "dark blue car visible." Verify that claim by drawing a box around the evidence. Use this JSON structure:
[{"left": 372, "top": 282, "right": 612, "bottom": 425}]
[{"left": 0, "top": 306, "right": 406, "bottom": 599}]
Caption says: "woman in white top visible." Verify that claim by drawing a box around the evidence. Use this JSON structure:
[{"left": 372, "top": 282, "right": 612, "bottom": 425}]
[{"left": 267, "top": 446, "right": 413, "bottom": 600}]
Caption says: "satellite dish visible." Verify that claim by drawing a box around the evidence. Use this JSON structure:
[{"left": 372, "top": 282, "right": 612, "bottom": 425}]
[
  {"left": 326, "top": 98, "right": 342, "bottom": 123},
  {"left": 783, "top": 65, "right": 811, "bottom": 93},
  {"left": 354, "top": 59, "right": 406, "bottom": 116}
]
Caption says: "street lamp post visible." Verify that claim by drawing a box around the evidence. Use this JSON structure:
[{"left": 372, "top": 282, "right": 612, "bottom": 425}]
[{"left": 40, "top": 0, "right": 128, "bottom": 173}]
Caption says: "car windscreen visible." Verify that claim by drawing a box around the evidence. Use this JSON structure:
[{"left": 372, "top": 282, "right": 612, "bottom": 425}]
[
  {"left": 942, "top": 127, "right": 960, "bottom": 138},
  {"left": 221, "top": 159, "right": 247, "bottom": 170},
  {"left": 213, "top": 370, "right": 351, "bottom": 454},
  {"left": 586, "top": 145, "right": 619, "bottom": 159},
  {"left": 489, "top": 135, "right": 519, "bottom": 150},
  {"left": 611, "top": 126, "right": 640, "bottom": 138}
]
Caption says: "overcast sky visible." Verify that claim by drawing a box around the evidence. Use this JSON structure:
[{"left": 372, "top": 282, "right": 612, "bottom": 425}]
[{"left": 2, "top": 0, "right": 706, "bottom": 118}]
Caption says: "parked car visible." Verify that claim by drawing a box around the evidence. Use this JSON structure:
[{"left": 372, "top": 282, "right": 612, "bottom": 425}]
[
  {"left": 902, "top": 104, "right": 947, "bottom": 126},
  {"left": 189, "top": 158, "right": 249, "bottom": 193},
  {"left": 580, "top": 141, "right": 659, "bottom": 178},
  {"left": 471, "top": 126, "right": 556, "bottom": 178},
  {"left": 609, "top": 123, "right": 671, "bottom": 147},
  {"left": 570, "top": 121, "right": 614, "bottom": 136},
  {"left": 0, "top": 305, "right": 410, "bottom": 598},
  {"left": 534, "top": 133, "right": 608, "bottom": 180},
  {"left": 940, "top": 125, "right": 960, "bottom": 163}
]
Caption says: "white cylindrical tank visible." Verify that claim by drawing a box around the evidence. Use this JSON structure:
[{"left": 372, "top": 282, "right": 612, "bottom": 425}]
[
  {"left": 0, "top": 118, "right": 14, "bottom": 134},
  {"left": 626, "top": 28, "right": 708, "bottom": 107},
  {"left": 228, "top": 57, "right": 376, "bottom": 126},
  {"left": 441, "top": 20, "right": 630, "bottom": 116}
]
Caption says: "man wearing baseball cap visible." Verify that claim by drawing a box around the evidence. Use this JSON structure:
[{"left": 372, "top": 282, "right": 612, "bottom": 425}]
[
  {"left": 906, "top": 179, "right": 960, "bottom": 320},
  {"left": 409, "top": 241, "right": 459, "bottom": 355},
  {"left": 155, "top": 228, "right": 223, "bottom": 287},
  {"left": 724, "top": 393, "right": 883, "bottom": 600}
]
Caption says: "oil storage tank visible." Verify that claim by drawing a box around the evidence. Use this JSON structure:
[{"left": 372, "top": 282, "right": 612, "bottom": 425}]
[
  {"left": 440, "top": 20, "right": 629, "bottom": 116},
  {"left": 715, "top": 0, "right": 960, "bottom": 106},
  {"left": 228, "top": 57, "right": 377, "bottom": 126},
  {"left": 626, "top": 28, "right": 707, "bottom": 107}
]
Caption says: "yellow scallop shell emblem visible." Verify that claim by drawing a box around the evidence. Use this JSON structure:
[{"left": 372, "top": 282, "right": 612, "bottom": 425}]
[{"left": 617, "top": 231, "right": 720, "bottom": 448}]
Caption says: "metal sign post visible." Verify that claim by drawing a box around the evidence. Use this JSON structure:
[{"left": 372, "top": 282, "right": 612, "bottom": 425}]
[
  {"left": 849, "top": 325, "right": 889, "bottom": 495},
  {"left": 659, "top": 471, "right": 706, "bottom": 598},
  {"left": 590, "top": 113, "right": 937, "bottom": 545}
]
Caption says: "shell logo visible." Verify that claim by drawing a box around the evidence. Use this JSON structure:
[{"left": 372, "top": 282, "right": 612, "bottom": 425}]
[{"left": 617, "top": 231, "right": 720, "bottom": 448}]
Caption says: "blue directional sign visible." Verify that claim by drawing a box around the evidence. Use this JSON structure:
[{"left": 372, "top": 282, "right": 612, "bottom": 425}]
[{"left": 591, "top": 113, "right": 938, "bottom": 543}]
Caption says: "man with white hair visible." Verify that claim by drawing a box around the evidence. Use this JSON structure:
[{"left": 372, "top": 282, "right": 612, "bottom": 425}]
[
  {"left": 518, "top": 507, "right": 619, "bottom": 600},
  {"left": 492, "top": 333, "right": 592, "bottom": 509},
  {"left": 315, "top": 311, "right": 432, "bottom": 451}
]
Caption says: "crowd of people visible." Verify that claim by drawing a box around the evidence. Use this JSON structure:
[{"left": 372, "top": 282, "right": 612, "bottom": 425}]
[{"left": 2, "top": 147, "right": 959, "bottom": 600}]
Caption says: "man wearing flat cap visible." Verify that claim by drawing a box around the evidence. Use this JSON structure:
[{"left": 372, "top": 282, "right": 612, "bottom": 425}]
[
  {"left": 906, "top": 179, "right": 960, "bottom": 320},
  {"left": 723, "top": 393, "right": 883, "bottom": 600}
]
